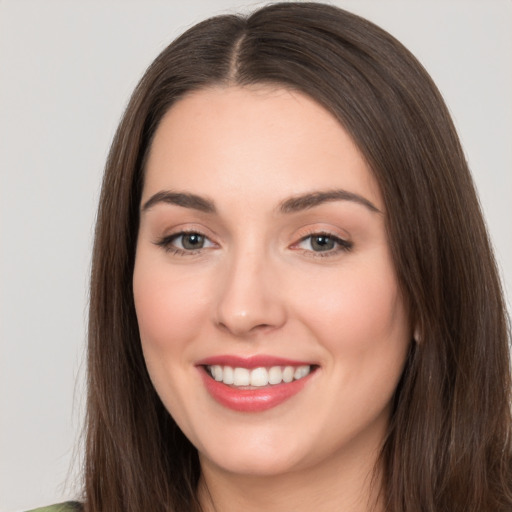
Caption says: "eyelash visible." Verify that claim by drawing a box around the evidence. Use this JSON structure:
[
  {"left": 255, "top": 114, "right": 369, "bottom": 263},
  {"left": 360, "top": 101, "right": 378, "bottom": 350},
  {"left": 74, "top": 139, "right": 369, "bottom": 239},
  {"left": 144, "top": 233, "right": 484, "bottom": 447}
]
[
  {"left": 154, "top": 230, "right": 214, "bottom": 256},
  {"left": 154, "top": 230, "right": 353, "bottom": 257},
  {"left": 293, "top": 231, "right": 353, "bottom": 258}
]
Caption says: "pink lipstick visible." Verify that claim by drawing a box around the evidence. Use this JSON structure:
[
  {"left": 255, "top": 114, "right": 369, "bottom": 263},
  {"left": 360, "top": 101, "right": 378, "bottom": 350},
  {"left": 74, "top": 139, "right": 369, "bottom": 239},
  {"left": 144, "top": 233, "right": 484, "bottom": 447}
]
[{"left": 197, "top": 355, "right": 317, "bottom": 412}]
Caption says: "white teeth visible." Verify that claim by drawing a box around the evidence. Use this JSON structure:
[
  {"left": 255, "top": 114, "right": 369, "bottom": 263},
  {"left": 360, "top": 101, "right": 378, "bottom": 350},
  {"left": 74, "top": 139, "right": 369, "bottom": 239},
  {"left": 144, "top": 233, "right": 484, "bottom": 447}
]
[
  {"left": 207, "top": 364, "right": 312, "bottom": 387},
  {"left": 250, "top": 367, "right": 269, "bottom": 387},
  {"left": 223, "top": 365, "right": 234, "bottom": 385},
  {"left": 294, "top": 365, "right": 310, "bottom": 379},
  {"left": 212, "top": 365, "right": 223, "bottom": 381},
  {"left": 233, "top": 367, "right": 250, "bottom": 386},
  {"left": 268, "top": 366, "right": 283, "bottom": 385},
  {"left": 282, "top": 366, "right": 294, "bottom": 383}
]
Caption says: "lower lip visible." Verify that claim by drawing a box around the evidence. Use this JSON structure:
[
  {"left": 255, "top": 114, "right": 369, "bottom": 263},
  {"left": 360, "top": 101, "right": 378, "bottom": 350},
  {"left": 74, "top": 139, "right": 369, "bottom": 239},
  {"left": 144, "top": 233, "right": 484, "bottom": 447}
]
[{"left": 199, "top": 368, "right": 313, "bottom": 412}]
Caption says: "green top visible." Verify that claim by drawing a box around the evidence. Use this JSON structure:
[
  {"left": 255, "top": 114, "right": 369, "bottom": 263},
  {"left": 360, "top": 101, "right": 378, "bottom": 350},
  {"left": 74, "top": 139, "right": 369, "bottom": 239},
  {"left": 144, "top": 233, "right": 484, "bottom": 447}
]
[{"left": 26, "top": 502, "right": 82, "bottom": 512}]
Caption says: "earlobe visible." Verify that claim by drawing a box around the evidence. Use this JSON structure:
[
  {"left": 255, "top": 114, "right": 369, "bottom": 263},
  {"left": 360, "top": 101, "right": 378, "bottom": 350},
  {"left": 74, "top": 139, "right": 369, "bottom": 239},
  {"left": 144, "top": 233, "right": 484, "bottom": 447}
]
[{"left": 413, "top": 326, "right": 421, "bottom": 344}]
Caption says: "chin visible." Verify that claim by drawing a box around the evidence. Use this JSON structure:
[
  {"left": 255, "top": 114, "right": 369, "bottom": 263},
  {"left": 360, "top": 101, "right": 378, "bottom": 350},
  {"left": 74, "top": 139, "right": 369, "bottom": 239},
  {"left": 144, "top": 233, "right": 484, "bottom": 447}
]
[{"left": 200, "top": 447, "right": 306, "bottom": 477}]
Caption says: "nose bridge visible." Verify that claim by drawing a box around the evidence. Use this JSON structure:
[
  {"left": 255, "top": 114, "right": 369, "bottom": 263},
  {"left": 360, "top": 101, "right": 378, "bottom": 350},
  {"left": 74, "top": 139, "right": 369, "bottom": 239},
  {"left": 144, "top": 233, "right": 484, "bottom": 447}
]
[{"left": 214, "top": 239, "right": 286, "bottom": 337}]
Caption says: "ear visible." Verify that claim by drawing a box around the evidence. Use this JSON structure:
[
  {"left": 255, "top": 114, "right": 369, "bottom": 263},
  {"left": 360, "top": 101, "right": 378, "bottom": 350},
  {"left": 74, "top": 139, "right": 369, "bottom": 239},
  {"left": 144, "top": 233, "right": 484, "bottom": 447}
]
[{"left": 413, "top": 326, "right": 421, "bottom": 343}]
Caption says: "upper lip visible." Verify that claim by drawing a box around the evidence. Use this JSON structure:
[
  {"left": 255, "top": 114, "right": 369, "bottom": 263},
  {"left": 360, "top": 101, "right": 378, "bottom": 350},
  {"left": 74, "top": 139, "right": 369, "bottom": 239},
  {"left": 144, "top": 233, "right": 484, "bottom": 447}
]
[{"left": 196, "top": 355, "right": 316, "bottom": 369}]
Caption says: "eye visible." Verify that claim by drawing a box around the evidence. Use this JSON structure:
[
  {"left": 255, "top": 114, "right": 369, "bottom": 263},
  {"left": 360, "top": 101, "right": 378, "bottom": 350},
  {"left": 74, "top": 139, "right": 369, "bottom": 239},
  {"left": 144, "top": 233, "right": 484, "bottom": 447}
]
[
  {"left": 176, "top": 232, "right": 208, "bottom": 250},
  {"left": 155, "top": 231, "right": 215, "bottom": 254},
  {"left": 308, "top": 234, "right": 336, "bottom": 252},
  {"left": 295, "top": 233, "right": 352, "bottom": 255}
]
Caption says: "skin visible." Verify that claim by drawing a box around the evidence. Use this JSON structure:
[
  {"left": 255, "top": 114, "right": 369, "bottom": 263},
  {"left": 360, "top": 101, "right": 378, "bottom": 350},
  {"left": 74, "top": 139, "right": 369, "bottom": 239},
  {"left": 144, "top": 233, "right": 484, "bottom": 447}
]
[{"left": 133, "top": 86, "right": 411, "bottom": 512}]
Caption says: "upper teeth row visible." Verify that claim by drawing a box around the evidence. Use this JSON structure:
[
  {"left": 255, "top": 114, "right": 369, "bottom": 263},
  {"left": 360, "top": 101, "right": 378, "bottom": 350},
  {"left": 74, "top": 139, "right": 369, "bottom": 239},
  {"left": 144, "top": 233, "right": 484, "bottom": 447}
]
[{"left": 208, "top": 365, "right": 311, "bottom": 387}]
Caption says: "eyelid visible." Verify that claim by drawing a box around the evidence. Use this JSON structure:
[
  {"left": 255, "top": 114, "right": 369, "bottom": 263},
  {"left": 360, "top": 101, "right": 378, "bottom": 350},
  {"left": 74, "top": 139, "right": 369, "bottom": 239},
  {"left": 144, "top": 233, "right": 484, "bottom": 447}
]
[
  {"left": 152, "top": 223, "right": 352, "bottom": 258},
  {"left": 296, "top": 233, "right": 352, "bottom": 250},
  {"left": 173, "top": 232, "right": 216, "bottom": 249},
  {"left": 290, "top": 226, "right": 353, "bottom": 257},
  {"left": 154, "top": 226, "right": 218, "bottom": 255}
]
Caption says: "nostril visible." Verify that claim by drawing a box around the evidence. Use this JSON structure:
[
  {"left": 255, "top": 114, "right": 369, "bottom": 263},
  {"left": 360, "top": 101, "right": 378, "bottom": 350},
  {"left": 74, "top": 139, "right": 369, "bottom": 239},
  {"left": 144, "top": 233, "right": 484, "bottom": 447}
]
[{"left": 215, "top": 318, "right": 276, "bottom": 337}]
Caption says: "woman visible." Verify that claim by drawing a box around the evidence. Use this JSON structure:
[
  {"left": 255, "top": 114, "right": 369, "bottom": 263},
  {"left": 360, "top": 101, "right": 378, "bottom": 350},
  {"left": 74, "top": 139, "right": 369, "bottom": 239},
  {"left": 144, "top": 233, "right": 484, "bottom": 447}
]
[{"left": 30, "top": 2, "right": 512, "bottom": 511}]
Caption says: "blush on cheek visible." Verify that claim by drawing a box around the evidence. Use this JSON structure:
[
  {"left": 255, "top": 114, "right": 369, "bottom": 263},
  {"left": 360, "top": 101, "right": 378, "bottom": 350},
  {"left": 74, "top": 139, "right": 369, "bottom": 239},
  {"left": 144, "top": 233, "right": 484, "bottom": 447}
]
[
  {"left": 133, "top": 265, "right": 211, "bottom": 353},
  {"left": 326, "top": 278, "right": 390, "bottom": 315},
  {"left": 309, "top": 270, "right": 405, "bottom": 353}
]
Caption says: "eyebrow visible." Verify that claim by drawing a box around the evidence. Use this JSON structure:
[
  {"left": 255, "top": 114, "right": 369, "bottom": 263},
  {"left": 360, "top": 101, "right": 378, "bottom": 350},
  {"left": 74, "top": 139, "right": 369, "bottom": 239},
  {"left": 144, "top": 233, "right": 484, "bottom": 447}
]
[
  {"left": 141, "top": 191, "right": 216, "bottom": 213},
  {"left": 141, "top": 188, "right": 381, "bottom": 215},
  {"left": 279, "top": 189, "right": 381, "bottom": 214}
]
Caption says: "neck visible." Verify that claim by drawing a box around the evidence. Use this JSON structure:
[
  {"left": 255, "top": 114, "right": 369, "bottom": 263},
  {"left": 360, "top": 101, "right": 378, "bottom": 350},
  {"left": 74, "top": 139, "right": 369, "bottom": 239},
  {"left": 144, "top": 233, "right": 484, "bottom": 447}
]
[{"left": 197, "top": 445, "right": 384, "bottom": 512}]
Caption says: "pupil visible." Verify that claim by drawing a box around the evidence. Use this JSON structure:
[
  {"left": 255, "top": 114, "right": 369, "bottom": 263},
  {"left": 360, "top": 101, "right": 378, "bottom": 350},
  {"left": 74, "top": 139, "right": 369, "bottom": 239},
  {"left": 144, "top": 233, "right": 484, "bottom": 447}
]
[
  {"left": 312, "top": 235, "right": 334, "bottom": 251},
  {"left": 183, "top": 233, "right": 204, "bottom": 250}
]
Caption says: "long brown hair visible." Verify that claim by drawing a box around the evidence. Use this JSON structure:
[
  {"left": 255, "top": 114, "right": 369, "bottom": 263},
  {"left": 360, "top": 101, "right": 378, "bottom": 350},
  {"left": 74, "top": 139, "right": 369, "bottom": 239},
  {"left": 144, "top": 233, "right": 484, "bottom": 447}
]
[{"left": 85, "top": 3, "right": 512, "bottom": 511}]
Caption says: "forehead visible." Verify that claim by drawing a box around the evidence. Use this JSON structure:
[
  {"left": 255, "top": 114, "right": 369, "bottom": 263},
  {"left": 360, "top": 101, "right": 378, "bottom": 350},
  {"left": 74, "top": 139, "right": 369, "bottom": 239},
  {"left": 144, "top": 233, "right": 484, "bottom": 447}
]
[{"left": 143, "top": 85, "right": 382, "bottom": 211}]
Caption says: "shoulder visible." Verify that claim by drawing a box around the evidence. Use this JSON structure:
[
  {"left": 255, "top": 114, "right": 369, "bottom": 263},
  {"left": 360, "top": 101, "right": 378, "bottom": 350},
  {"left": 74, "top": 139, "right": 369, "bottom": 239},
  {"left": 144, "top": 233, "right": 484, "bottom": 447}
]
[{"left": 25, "top": 502, "right": 82, "bottom": 512}]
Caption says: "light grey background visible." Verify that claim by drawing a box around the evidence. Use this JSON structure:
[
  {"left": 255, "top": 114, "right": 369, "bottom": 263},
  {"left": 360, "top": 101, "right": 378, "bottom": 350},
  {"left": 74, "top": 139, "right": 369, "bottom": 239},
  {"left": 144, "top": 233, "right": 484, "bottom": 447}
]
[{"left": 1, "top": 1, "right": 511, "bottom": 510}]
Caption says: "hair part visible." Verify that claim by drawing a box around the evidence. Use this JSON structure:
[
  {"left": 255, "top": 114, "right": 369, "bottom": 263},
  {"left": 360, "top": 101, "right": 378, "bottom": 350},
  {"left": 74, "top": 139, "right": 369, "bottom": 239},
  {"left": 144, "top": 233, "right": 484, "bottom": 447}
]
[{"left": 85, "top": 3, "right": 512, "bottom": 511}]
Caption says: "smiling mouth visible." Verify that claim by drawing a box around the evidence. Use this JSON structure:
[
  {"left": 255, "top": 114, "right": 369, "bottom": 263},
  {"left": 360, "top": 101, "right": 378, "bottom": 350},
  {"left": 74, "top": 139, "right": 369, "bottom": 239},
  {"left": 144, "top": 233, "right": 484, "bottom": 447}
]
[
  {"left": 199, "top": 360, "right": 318, "bottom": 412},
  {"left": 205, "top": 364, "right": 316, "bottom": 387}
]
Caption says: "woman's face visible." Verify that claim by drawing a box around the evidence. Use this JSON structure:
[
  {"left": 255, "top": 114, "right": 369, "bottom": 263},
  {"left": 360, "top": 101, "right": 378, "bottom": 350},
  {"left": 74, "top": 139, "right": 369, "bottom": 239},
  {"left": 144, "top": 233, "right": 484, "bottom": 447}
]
[{"left": 133, "top": 86, "right": 411, "bottom": 477}]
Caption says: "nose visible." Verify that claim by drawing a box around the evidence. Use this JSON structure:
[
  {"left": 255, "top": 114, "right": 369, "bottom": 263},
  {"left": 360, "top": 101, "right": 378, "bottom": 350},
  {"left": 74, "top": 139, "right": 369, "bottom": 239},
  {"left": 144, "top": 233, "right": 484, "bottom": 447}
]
[{"left": 214, "top": 248, "right": 287, "bottom": 338}]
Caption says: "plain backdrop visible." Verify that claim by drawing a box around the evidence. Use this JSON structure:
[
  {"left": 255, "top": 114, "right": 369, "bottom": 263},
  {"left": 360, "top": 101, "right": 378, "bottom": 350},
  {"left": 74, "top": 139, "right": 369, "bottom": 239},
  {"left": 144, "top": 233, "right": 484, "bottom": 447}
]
[{"left": 1, "top": 1, "right": 511, "bottom": 510}]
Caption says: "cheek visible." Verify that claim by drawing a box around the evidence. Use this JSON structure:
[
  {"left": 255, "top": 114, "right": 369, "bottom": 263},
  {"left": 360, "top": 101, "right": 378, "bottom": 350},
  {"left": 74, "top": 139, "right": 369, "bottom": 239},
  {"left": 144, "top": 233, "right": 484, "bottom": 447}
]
[
  {"left": 294, "top": 257, "right": 410, "bottom": 437},
  {"left": 132, "top": 253, "right": 212, "bottom": 429},
  {"left": 133, "top": 256, "right": 210, "bottom": 354},
  {"left": 293, "top": 256, "right": 409, "bottom": 363}
]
